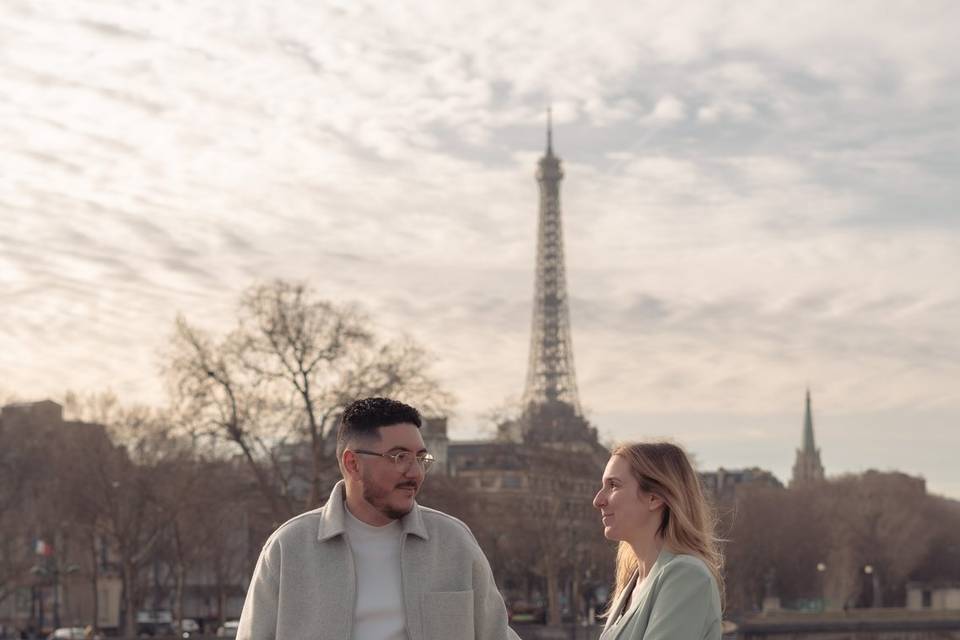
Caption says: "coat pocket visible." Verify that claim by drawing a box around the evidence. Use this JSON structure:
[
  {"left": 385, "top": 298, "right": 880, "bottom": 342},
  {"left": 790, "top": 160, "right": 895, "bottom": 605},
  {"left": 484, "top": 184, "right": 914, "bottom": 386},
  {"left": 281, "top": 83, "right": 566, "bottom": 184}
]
[{"left": 421, "top": 590, "right": 474, "bottom": 640}]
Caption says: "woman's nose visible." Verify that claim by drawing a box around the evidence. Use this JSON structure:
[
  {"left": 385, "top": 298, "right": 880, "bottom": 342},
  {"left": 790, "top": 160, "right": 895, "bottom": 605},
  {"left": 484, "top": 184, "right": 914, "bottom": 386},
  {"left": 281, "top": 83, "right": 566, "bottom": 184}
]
[{"left": 593, "top": 490, "right": 605, "bottom": 509}]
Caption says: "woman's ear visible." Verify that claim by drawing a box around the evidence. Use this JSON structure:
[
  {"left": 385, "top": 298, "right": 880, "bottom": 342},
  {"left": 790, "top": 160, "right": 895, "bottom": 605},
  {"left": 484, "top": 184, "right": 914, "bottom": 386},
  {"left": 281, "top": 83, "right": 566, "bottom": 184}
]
[{"left": 648, "top": 493, "right": 665, "bottom": 512}]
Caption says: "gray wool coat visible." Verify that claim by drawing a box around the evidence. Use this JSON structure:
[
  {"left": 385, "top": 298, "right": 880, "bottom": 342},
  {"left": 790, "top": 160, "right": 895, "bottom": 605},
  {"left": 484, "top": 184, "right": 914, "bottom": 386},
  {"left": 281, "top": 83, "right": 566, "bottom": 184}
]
[{"left": 236, "top": 481, "right": 519, "bottom": 640}]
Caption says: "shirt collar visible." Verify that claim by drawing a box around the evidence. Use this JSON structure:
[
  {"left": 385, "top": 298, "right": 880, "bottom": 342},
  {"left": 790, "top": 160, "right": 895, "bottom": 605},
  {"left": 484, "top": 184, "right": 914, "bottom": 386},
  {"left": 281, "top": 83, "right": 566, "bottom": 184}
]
[{"left": 317, "top": 480, "right": 429, "bottom": 542}]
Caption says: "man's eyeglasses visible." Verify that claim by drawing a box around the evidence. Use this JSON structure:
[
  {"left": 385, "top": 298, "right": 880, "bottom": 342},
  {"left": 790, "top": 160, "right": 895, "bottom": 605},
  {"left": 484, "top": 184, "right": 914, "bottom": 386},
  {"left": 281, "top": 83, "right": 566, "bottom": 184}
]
[{"left": 351, "top": 449, "right": 436, "bottom": 473}]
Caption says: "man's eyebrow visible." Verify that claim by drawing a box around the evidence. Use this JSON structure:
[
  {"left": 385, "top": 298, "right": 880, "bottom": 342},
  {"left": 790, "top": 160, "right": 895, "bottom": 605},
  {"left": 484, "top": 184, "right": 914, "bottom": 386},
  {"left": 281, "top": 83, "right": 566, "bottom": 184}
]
[{"left": 386, "top": 446, "right": 429, "bottom": 454}]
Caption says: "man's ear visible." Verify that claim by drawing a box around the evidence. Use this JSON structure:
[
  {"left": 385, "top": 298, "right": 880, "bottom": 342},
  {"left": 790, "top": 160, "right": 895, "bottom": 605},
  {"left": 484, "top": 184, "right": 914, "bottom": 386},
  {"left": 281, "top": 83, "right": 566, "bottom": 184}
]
[{"left": 342, "top": 450, "right": 361, "bottom": 477}]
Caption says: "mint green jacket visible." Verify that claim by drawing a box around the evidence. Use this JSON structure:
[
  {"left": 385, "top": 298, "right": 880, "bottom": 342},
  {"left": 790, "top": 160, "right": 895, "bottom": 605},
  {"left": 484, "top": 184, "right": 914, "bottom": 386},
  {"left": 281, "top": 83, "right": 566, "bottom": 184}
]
[{"left": 599, "top": 550, "right": 721, "bottom": 640}]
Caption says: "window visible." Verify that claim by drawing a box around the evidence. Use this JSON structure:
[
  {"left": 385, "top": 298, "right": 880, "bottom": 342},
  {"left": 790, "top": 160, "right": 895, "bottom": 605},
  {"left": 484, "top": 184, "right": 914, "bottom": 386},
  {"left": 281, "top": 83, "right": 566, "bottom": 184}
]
[{"left": 502, "top": 474, "right": 522, "bottom": 489}]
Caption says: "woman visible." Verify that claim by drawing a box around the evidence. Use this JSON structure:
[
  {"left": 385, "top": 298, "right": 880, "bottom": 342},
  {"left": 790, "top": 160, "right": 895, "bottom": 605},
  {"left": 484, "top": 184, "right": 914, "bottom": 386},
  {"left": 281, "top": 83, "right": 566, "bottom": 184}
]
[{"left": 593, "top": 442, "right": 723, "bottom": 640}]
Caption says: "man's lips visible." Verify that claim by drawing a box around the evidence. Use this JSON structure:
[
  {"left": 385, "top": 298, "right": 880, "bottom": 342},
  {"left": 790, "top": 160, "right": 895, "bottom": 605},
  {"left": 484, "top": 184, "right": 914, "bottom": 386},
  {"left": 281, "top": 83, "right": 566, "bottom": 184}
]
[
  {"left": 601, "top": 513, "right": 614, "bottom": 523},
  {"left": 396, "top": 484, "right": 418, "bottom": 493}
]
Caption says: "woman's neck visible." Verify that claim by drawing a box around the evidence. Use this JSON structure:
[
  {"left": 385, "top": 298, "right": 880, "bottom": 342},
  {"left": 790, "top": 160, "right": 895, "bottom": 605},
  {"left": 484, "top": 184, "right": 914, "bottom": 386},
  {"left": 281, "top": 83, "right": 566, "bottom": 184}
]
[{"left": 628, "top": 536, "right": 664, "bottom": 580}]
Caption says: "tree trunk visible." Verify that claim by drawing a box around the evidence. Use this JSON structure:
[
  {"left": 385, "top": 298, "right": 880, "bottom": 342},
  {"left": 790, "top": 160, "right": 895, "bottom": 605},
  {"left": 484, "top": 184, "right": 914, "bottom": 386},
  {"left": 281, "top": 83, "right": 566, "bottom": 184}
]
[
  {"left": 546, "top": 561, "right": 561, "bottom": 626},
  {"left": 174, "top": 562, "right": 185, "bottom": 631},
  {"left": 122, "top": 560, "right": 136, "bottom": 638},
  {"left": 90, "top": 533, "right": 99, "bottom": 632},
  {"left": 173, "top": 525, "right": 186, "bottom": 633},
  {"left": 571, "top": 574, "right": 581, "bottom": 625},
  {"left": 233, "top": 432, "right": 289, "bottom": 521},
  {"left": 216, "top": 559, "right": 226, "bottom": 628}
]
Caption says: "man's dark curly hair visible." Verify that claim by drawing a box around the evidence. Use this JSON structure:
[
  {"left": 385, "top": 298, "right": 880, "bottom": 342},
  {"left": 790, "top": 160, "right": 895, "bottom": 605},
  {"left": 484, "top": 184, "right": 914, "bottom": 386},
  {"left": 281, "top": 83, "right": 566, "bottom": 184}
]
[{"left": 336, "top": 397, "right": 422, "bottom": 458}]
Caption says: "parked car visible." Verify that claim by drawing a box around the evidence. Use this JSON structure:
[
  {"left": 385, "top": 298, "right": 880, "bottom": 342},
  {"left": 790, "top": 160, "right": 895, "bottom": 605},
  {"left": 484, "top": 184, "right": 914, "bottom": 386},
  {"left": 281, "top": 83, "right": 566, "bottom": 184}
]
[
  {"left": 48, "top": 629, "right": 86, "bottom": 640},
  {"left": 136, "top": 621, "right": 175, "bottom": 637},
  {"left": 507, "top": 599, "right": 547, "bottom": 624},
  {"left": 216, "top": 620, "right": 239, "bottom": 638},
  {"left": 175, "top": 618, "right": 200, "bottom": 637}
]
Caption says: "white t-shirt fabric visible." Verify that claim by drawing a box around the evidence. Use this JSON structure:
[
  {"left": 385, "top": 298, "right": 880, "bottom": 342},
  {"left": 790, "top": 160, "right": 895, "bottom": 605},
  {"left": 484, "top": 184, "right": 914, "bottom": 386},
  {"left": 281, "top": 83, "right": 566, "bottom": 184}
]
[{"left": 344, "top": 508, "right": 407, "bottom": 640}]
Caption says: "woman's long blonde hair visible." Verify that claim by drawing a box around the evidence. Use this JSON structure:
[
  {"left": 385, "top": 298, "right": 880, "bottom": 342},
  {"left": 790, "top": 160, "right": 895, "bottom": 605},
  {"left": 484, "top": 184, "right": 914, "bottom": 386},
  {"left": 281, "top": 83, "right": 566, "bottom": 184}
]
[{"left": 607, "top": 441, "right": 724, "bottom": 610}]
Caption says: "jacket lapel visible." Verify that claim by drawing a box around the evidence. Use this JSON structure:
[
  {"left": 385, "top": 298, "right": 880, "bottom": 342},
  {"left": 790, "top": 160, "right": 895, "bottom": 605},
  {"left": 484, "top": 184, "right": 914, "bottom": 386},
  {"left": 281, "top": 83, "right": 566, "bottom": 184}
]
[
  {"left": 601, "top": 571, "right": 638, "bottom": 637},
  {"left": 399, "top": 502, "right": 430, "bottom": 640},
  {"left": 601, "top": 550, "right": 676, "bottom": 639},
  {"left": 316, "top": 482, "right": 355, "bottom": 640}
]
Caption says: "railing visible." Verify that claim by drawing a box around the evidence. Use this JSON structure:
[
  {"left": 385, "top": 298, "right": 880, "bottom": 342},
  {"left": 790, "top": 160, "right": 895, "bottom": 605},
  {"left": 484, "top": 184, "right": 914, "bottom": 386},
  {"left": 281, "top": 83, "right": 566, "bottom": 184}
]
[{"left": 512, "top": 623, "right": 603, "bottom": 640}]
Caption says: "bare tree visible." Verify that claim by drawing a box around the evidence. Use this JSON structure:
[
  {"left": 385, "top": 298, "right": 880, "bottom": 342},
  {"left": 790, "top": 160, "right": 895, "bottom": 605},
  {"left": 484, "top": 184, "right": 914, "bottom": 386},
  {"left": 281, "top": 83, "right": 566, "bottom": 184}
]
[
  {"left": 821, "top": 472, "right": 933, "bottom": 608},
  {"left": 166, "top": 279, "right": 453, "bottom": 516},
  {"left": 167, "top": 316, "right": 296, "bottom": 521},
  {"left": 723, "top": 484, "right": 827, "bottom": 612}
]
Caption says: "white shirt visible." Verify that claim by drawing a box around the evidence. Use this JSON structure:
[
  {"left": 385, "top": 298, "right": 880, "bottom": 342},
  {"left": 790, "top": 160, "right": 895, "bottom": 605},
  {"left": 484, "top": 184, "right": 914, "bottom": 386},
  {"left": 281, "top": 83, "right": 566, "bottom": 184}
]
[{"left": 344, "top": 508, "right": 407, "bottom": 640}]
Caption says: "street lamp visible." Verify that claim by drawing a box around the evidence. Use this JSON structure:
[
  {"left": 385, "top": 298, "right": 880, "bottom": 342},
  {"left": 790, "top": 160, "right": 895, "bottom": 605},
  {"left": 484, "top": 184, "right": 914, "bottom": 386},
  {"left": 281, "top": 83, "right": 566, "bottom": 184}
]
[
  {"left": 864, "top": 565, "right": 882, "bottom": 608},
  {"left": 33, "top": 561, "right": 81, "bottom": 628},
  {"left": 816, "top": 563, "right": 826, "bottom": 611}
]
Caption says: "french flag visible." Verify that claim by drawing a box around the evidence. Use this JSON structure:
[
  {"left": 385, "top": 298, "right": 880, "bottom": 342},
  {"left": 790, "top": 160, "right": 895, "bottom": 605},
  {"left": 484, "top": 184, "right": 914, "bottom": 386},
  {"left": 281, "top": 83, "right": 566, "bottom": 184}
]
[{"left": 34, "top": 539, "right": 54, "bottom": 557}]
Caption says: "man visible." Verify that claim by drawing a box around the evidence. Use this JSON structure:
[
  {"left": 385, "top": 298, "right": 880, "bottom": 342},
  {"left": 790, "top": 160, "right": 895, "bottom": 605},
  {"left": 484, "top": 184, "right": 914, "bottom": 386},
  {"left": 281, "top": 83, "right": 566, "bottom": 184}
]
[{"left": 237, "top": 397, "right": 519, "bottom": 640}]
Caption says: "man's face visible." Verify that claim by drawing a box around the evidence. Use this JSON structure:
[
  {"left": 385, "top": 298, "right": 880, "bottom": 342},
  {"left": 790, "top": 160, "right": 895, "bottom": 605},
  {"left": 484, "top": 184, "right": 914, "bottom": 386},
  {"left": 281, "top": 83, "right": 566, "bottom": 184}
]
[{"left": 355, "top": 423, "right": 427, "bottom": 521}]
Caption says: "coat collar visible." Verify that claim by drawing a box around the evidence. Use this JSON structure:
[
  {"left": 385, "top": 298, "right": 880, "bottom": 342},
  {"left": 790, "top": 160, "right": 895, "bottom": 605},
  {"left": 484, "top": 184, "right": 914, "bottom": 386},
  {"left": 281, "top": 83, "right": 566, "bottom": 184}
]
[
  {"left": 317, "top": 480, "right": 429, "bottom": 542},
  {"left": 602, "top": 548, "right": 675, "bottom": 634}
]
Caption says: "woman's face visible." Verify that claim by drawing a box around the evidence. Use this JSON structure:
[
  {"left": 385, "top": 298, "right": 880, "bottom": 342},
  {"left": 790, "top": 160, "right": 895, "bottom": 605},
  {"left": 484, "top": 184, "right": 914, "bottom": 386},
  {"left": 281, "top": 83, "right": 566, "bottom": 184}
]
[{"left": 593, "top": 454, "right": 659, "bottom": 542}]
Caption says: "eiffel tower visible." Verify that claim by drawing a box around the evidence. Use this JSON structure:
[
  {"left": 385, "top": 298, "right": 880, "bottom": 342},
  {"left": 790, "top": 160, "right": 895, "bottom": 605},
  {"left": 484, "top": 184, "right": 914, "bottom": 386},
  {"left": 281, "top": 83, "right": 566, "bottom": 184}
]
[
  {"left": 511, "top": 111, "right": 598, "bottom": 450},
  {"left": 446, "top": 117, "right": 611, "bottom": 621}
]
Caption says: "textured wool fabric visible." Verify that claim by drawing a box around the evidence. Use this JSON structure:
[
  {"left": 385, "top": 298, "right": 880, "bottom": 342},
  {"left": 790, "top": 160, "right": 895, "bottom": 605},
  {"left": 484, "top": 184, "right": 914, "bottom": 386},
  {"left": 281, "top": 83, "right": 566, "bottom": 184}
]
[{"left": 236, "top": 481, "right": 520, "bottom": 640}]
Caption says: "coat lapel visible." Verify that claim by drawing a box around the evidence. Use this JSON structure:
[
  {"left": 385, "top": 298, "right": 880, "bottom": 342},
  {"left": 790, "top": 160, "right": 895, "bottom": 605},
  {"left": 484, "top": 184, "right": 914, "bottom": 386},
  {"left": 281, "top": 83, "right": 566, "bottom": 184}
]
[
  {"left": 601, "top": 550, "right": 676, "bottom": 639},
  {"left": 318, "top": 535, "right": 355, "bottom": 640},
  {"left": 601, "top": 571, "right": 638, "bottom": 637},
  {"left": 315, "top": 482, "right": 355, "bottom": 640}
]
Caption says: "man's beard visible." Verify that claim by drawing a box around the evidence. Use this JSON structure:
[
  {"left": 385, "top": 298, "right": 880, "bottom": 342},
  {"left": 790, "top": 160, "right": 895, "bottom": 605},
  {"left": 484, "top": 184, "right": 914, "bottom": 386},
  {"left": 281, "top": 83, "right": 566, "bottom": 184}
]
[{"left": 361, "top": 476, "right": 418, "bottom": 521}]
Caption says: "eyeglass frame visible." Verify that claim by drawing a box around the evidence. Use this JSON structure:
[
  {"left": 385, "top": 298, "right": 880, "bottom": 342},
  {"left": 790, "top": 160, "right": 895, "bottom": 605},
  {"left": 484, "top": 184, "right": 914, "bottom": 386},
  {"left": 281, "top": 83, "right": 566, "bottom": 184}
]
[{"left": 350, "top": 448, "right": 436, "bottom": 473}]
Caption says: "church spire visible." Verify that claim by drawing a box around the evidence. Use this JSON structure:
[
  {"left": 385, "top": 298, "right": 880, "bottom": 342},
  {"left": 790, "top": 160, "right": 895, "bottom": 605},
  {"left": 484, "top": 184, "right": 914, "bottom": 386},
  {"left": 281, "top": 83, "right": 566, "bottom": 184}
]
[
  {"left": 803, "top": 388, "right": 816, "bottom": 452},
  {"left": 791, "top": 388, "right": 825, "bottom": 487}
]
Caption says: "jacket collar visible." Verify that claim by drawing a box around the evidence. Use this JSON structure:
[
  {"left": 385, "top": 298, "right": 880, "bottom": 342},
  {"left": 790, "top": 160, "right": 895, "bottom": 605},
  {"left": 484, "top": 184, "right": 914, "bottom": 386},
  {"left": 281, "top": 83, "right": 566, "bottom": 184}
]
[
  {"left": 603, "top": 547, "right": 675, "bottom": 633},
  {"left": 317, "top": 480, "right": 429, "bottom": 542}
]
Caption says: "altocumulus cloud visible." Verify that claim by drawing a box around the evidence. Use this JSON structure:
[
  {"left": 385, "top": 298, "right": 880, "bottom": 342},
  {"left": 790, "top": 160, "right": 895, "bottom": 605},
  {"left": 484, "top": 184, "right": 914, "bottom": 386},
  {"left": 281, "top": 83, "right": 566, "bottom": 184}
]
[{"left": 1, "top": 0, "right": 959, "bottom": 494}]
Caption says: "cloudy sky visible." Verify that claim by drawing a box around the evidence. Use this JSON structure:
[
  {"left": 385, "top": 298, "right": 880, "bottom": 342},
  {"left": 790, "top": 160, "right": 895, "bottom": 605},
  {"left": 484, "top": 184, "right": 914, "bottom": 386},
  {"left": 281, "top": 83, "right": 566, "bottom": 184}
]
[{"left": 2, "top": 1, "right": 958, "bottom": 495}]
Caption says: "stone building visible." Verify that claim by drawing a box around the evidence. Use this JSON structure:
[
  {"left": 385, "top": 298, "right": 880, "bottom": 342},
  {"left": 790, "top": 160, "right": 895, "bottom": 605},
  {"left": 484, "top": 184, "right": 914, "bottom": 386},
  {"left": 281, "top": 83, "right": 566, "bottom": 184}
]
[
  {"left": 700, "top": 466, "right": 783, "bottom": 504},
  {"left": 0, "top": 400, "right": 122, "bottom": 633}
]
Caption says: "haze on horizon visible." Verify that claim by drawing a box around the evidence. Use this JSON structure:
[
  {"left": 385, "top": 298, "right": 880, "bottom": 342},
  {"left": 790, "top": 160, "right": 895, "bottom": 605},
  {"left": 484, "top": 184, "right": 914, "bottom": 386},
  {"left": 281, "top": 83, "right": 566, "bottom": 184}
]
[{"left": 1, "top": 1, "right": 958, "bottom": 496}]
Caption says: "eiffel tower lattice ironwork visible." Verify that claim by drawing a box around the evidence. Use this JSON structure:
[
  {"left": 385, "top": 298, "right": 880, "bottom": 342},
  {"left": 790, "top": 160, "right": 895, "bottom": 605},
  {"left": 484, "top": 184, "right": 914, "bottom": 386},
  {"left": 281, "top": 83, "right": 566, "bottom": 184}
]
[{"left": 522, "top": 110, "right": 583, "bottom": 416}]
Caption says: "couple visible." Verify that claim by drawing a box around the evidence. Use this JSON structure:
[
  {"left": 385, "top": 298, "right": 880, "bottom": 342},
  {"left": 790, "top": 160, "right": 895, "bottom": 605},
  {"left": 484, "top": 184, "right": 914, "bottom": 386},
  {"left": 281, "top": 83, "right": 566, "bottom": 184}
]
[{"left": 236, "top": 397, "right": 722, "bottom": 640}]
